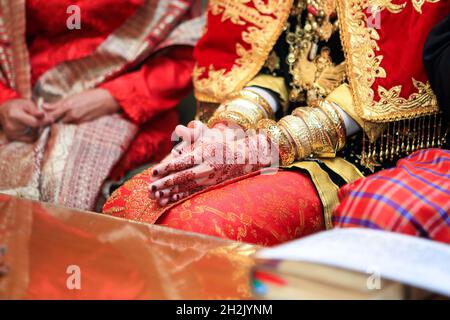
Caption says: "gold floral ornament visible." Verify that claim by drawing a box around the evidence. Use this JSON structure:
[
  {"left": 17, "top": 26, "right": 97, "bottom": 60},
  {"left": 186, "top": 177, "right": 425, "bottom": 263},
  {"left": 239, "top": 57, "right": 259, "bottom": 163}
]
[
  {"left": 413, "top": 0, "right": 440, "bottom": 14},
  {"left": 376, "top": 79, "right": 438, "bottom": 114},
  {"left": 285, "top": 0, "right": 345, "bottom": 104},
  {"left": 264, "top": 51, "right": 281, "bottom": 74},
  {"left": 291, "top": 46, "right": 346, "bottom": 103}
]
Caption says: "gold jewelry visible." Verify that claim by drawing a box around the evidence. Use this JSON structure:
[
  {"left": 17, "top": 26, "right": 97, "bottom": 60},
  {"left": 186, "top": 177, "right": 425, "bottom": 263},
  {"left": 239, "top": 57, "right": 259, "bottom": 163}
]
[
  {"left": 285, "top": 0, "right": 343, "bottom": 104},
  {"left": 257, "top": 119, "right": 296, "bottom": 166},
  {"left": 224, "top": 99, "right": 266, "bottom": 123},
  {"left": 208, "top": 88, "right": 274, "bottom": 130},
  {"left": 278, "top": 115, "right": 313, "bottom": 159},
  {"left": 313, "top": 99, "right": 346, "bottom": 150},
  {"left": 293, "top": 107, "right": 327, "bottom": 151},
  {"left": 293, "top": 107, "right": 337, "bottom": 158},
  {"left": 208, "top": 111, "right": 253, "bottom": 130},
  {"left": 239, "top": 89, "right": 275, "bottom": 119}
]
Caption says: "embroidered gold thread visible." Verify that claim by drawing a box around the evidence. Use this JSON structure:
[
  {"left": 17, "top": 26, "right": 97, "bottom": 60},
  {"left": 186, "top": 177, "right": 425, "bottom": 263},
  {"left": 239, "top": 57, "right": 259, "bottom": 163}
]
[
  {"left": 194, "top": 0, "right": 294, "bottom": 103},
  {"left": 337, "top": 0, "right": 440, "bottom": 122}
]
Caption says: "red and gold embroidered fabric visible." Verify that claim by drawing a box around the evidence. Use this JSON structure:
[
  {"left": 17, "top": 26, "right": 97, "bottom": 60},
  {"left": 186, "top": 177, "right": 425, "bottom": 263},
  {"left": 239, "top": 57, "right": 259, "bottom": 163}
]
[
  {"left": 193, "top": 0, "right": 293, "bottom": 103},
  {"left": 337, "top": 0, "right": 450, "bottom": 122},
  {"left": 103, "top": 167, "right": 325, "bottom": 246}
]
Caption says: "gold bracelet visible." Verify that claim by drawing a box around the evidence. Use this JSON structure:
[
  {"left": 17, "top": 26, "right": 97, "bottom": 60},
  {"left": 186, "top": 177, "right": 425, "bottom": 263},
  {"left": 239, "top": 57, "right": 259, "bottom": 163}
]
[
  {"left": 310, "top": 107, "right": 339, "bottom": 148},
  {"left": 313, "top": 99, "right": 346, "bottom": 150},
  {"left": 292, "top": 107, "right": 337, "bottom": 158},
  {"left": 240, "top": 89, "right": 275, "bottom": 119},
  {"left": 278, "top": 115, "right": 312, "bottom": 160},
  {"left": 208, "top": 94, "right": 269, "bottom": 130},
  {"left": 208, "top": 111, "right": 252, "bottom": 130},
  {"left": 293, "top": 107, "right": 328, "bottom": 151},
  {"left": 257, "top": 119, "right": 295, "bottom": 166},
  {"left": 224, "top": 99, "right": 267, "bottom": 124}
]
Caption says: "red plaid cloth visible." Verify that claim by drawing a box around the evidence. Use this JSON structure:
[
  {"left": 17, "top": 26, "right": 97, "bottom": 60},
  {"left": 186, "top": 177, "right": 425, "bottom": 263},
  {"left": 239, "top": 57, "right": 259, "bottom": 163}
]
[{"left": 333, "top": 149, "right": 450, "bottom": 243}]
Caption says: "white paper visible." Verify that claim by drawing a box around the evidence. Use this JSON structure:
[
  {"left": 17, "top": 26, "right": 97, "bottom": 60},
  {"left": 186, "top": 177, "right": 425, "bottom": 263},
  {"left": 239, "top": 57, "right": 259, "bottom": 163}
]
[{"left": 257, "top": 228, "right": 450, "bottom": 296}]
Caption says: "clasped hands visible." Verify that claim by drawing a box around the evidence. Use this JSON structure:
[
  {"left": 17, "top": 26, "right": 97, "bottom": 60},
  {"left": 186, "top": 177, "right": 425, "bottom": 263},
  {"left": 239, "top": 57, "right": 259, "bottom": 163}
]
[
  {"left": 0, "top": 89, "right": 119, "bottom": 142},
  {"left": 149, "top": 121, "right": 278, "bottom": 206}
]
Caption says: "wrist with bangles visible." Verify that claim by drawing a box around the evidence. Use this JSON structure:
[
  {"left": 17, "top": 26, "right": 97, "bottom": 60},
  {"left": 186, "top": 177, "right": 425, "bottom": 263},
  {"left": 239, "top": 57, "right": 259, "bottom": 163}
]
[
  {"left": 257, "top": 99, "right": 347, "bottom": 166},
  {"left": 208, "top": 88, "right": 275, "bottom": 130}
]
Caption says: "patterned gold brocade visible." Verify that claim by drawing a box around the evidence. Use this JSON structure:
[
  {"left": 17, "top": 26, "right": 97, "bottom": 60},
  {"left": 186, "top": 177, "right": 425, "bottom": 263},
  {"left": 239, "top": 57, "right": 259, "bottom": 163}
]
[
  {"left": 0, "top": 0, "right": 31, "bottom": 99},
  {"left": 193, "top": 0, "right": 294, "bottom": 103},
  {"left": 337, "top": 0, "right": 441, "bottom": 122}
]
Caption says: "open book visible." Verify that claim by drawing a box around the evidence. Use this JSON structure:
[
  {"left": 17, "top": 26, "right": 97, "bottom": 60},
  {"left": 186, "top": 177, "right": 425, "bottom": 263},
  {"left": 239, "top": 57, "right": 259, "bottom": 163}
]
[{"left": 252, "top": 228, "right": 450, "bottom": 299}]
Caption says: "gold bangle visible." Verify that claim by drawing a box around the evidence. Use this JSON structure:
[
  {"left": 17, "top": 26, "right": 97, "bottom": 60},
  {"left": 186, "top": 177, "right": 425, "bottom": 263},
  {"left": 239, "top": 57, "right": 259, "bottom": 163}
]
[
  {"left": 208, "top": 111, "right": 252, "bottom": 130},
  {"left": 210, "top": 97, "right": 268, "bottom": 130},
  {"left": 310, "top": 107, "right": 339, "bottom": 148},
  {"left": 224, "top": 99, "right": 266, "bottom": 124},
  {"left": 257, "top": 119, "right": 295, "bottom": 166},
  {"left": 306, "top": 108, "right": 337, "bottom": 157},
  {"left": 292, "top": 107, "right": 336, "bottom": 157},
  {"left": 279, "top": 115, "right": 312, "bottom": 160},
  {"left": 240, "top": 89, "right": 275, "bottom": 119},
  {"left": 292, "top": 107, "right": 327, "bottom": 150},
  {"left": 314, "top": 99, "right": 346, "bottom": 150}
]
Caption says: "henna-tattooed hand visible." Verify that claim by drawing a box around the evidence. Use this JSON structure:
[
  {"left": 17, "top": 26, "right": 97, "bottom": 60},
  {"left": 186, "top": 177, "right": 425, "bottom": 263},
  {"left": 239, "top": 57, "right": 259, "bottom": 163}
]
[
  {"left": 149, "top": 129, "right": 277, "bottom": 206},
  {"left": 171, "top": 120, "right": 242, "bottom": 158}
]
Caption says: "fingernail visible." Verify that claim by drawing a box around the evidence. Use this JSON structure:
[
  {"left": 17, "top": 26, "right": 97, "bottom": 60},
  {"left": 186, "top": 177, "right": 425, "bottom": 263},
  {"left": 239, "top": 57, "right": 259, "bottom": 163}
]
[
  {"left": 158, "top": 191, "right": 164, "bottom": 198},
  {"left": 151, "top": 185, "right": 156, "bottom": 191},
  {"left": 152, "top": 169, "right": 158, "bottom": 176}
]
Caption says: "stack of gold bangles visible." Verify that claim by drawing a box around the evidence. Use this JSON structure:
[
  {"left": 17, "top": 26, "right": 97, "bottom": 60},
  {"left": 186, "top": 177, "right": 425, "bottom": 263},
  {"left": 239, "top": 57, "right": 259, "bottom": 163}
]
[
  {"left": 208, "top": 88, "right": 275, "bottom": 130},
  {"left": 257, "top": 99, "right": 347, "bottom": 166},
  {"left": 208, "top": 91, "right": 346, "bottom": 166}
]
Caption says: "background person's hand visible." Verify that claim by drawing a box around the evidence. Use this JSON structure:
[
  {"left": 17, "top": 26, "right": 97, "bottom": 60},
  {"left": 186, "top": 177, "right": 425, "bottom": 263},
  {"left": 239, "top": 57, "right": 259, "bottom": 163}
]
[
  {"left": 0, "top": 99, "right": 47, "bottom": 142},
  {"left": 44, "top": 89, "right": 120, "bottom": 124}
]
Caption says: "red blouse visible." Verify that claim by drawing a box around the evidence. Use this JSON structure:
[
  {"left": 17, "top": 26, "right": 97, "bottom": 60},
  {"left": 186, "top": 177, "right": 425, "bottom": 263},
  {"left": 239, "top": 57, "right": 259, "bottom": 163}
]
[{"left": 0, "top": 0, "right": 195, "bottom": 178}]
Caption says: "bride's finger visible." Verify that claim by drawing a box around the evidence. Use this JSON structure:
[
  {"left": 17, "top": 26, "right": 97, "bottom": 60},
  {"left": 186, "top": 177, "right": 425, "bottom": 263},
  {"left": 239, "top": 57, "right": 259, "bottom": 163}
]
[
  {"left": 155, "top": 185, "right": 179, "bottom": 199},
  {"left": 151, "top": 151, "right": 198, "bottom": 178},
  {"left": 171, "top": 141, "right": 190, "bottom": 157},
  {"left": 158, "top": 197, "right": 170, "bottom": 207},
  {"left": 149, "top": 164, "right": 214, "bottom": 192},
  {"left": 170, "top": 191, "right": 192, "bottom": 203}
]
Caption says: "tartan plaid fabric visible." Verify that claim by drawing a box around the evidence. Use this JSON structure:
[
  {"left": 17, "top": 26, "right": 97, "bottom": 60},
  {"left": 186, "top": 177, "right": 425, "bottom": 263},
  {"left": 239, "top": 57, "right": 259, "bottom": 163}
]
[{"left": 333, "top": 149, "right": 450, "bottom": 243}]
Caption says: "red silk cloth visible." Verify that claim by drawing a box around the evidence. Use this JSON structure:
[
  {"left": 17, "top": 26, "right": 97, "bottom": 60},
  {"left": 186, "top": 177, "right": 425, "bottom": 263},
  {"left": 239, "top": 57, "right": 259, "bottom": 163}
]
[
  {"left": 103, "top": 169, "right": 325, "bottom": 246},
  {"left": 0, "top": 0, "right": 196, "bottom": 178},
  {"left": 334, "top": 149, "right": 450, "bottom": 244}
]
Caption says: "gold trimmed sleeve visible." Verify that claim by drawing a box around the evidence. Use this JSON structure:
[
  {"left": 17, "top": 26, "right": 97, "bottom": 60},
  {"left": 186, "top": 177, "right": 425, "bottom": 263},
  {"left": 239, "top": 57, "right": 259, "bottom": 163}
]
[
  {"left": 326, "top": 84, "right": 385, "bottom": 142},
  {"left": 247, "top": 74, "right": 289, "bottom": 110}
]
